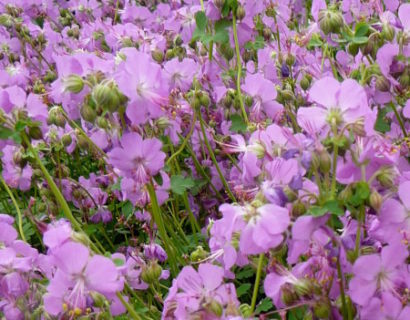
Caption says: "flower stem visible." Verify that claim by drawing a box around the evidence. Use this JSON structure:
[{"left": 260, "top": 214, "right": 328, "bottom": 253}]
[
  {"left": 197, "top": 111, "right": 236, "bottom": 202},
  {"left": 336, "top": 255, "right": 352, "bottom": 320},
  {"left": 146, "top": 181, "right": 179, "bottom": 276},
  {"left": 116, "top": 292, "right": 142, "bottom": 320},
  {"left": 0, "top": 176, "right": 26, "bottom": 242},
  {"left": 390, "top": 102, "right": 407, "bottom": 138},
  {"left": 250, "top": 253, "right": 264, "bottom": 313},
  {"left": 232, "top": 14, "right": 249, "bottom": 125}
]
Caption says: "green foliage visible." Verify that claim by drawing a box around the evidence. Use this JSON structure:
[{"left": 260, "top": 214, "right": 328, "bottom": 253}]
[{"left": 170, "top": 175, "right": 195, "bottom": 195}]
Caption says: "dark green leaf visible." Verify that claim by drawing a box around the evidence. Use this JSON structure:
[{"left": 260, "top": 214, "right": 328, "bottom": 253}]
[
  {"left": 236, "top": 266, "right": 255, "bottom": 279},
  {"left": 374, "top": 106, "right": 392, "bottom": 133},
  {"left": 230, "top": 114, "right": 247, "bottom": 133},
  {"left": 195, "top": 11, "right": 207, "bottom": 32},
  {"left": 237, "top": 283, "right": 251, "bottom": 298},
  {"left": 307, "top": 205, "right": 328, "bottom": 217},
  {"left": 324, "top": 200, "right": 344, "bottom": 216},
  {"left": 170, "top": 175, "right": 195, "bottom": 195},
  {"left": 213, "top": 30, "right": 229, "bottom": 44},
  {"left": 255, "top": 298, "right": 273, "bottom": 314},
  {"left": 121, "top": 201, "right": 134, "bottom": 218},
  {"left": 355, "top": 22, "right": 369, "bottom": 37}
]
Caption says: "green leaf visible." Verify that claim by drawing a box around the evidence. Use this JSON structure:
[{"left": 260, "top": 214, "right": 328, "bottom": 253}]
[
  {"left": 374, "top": 106, "right": 392, "bottom": 133},
  {"left": 213, "top": 30, "right": 229, "bottom": 44},
  {"left": 236, "top": 266, "right": 255, "bottom": 279},
  {"left": 349, "top": 181, "right": 370, "bottom": 207},
  {"left": 214, "top": 19, "right": 231, "bottom": 33},
  {"left": 15, "top": 120, "right": 28, "bottom": 132},
  {"left": 355, "top": 22, "right": 369, "bottom": 37},
  {"left": 352, "top": 36, "right": 368, "bottom": 44},
  {"left": 307, "top": 205, "right": 328, "bottom": 217},
  {"left": 230, "top": 114, "right": 247, "bottom": 133},
  {"left": 236, "top": 283, "right": 251, "bottom": 298},
  {"left": 170, "top": 175, "right": 195, "bottom": 195},
  {"left": 323, "top": 200, "right": 344, "bottom": 216},
  {"left": 307, "top": 200, "right": 345, "bottom": 217},
  {"left": 255, "top": 298, "right": 273, "bottom": 314},
  {"left": 195, "top": 11, "right": 207, "bottom": 32},
  {"left": 0, "top": 126, "right": 15, "bottom": 140},
  {"left": 307, "top": 34, "right": 323, "bottom": 49},
  {"left": 121, "top": 201, "right": 134, "bottom": 218}
]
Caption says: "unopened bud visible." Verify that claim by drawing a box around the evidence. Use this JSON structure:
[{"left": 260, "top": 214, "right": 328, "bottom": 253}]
[
  {"left": 140, "top": 261, "right": 162, "bottom": 284},
  {"left": 151, "top": 50, "right": 164, "bottom": 63},
  {"left": 339, "top": 185, "right": 353, "bottom": 203},
  {"left": 204, "top": 300, "right": 223, "bottom": 317},
  {"left": 156, "top": 117, "right": 170, "bottom": 130},
  {"left": 313, "top": 301, "right": 330, "bottom": 319},
  {"left": 63, "top": 74, "right": 84, "bottom": 93},
  {"left": 200, "top": 93, "right": 210, "bottom": 107},
  {"left": 190, "top": 246, "right": 208, "bottom": 262},
  {"left": 236, "top": 5, "right": 245, "bottom": 20},
  {"left": 294, "top": 279, "right": 312, "bottom": 297},
  {"left": 318, "top": 150, "right": 332, "bottom": 174},
  {"left": 369, "top": 190, "right": 383, "bottom": 212},
  {"left": 90, "top": 292, "right": 106, "bottom": 308},
  {"left": 318, "top": 11, "right": 332, "bottom": 35},
  {"left": 281, "top": 284, "right": 298, "bottom": 305},
  {"left": 376, "top": 166, "right": 397, "bottom": 188},
  {"left": 300, "top": 74, "right": 312, "bottom": 90},
  {"left": 286, "top": 54, "right": 296, "bottom": 66},
  {"left": 292, "top": 201, "right": 306, "bottom": 217},
  {"left": 381, "top": 23, "right": 395, "bottom": 42},
  {"left": 28, "top": 126, "right": 43, "bottom": 140},
  {"left": 375, "top": 76, "right": 390, "bottom": 92},
  {"left": 92, "top": 81, "right": 121, "bottom": 113},
  {"left": 239, "top": 304, "right": 252, "bottom": 318},
  {"left": 80, "top": 104, "right": 97, "bottom": 123}
]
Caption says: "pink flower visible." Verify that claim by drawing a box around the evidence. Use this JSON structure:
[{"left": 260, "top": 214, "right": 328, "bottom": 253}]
[
  {"left": 108, "top": 132, "right": 166, "bottom": 184},
  {"left": 297, "top": 76, "right": 371, "bottom": 134},
  {"left": 44, "top": 242, "right": 123, "bottom": 315}
]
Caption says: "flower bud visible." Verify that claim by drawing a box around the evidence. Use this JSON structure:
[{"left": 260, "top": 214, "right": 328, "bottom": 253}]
[
  {"left": 140, "top": 261, "right": 162, "bottom": 284},
  {"left": 80, "top": 104, "right": 97, "bottom": 123},
  {"left": 329, "top": 11, "right": 344, "bottom": 33},
  {"left": 381, "top": 23, "right": 395, "bottom": 42},
  {"left": 92, "top": 81, "right": 121, "bottom": 113},
  {"left": 151, "top": 50, "right": 164, "bottom": 63},
  {"left": 313, "top": 301, "right": 330, "bottom": 319},
  {"left": 200, "top": 93, "right": 210, "bottom": 107},
  {"left": 286, "top": 54, "right": 296, "bottom": 66},
  {"left": 369, "top": 190, "right": 383, "bottom": 212},
  {"left": 318, "top": 11, "right": 332, "bottom": 35},
  {"left": 318, "top": 150, "right": 332, "bottom": 174},
  {"left": 90, "top": 292, "right": 107, "bottom": 308},
  {"left": 204, "top": 300, "right": 223, "bottom": 317},
  {"left": 63, "top": 74, "right": 84, "bottom": 93},
  {"left": 300, "top": 74, "right": 312, "bottom": 90},
  {"left": 156, "top": 117, "right": 171, "bottom": 130},
  {"left": 281, "top": 284, "right": 298, "bottom": 305},
  {"left": 283, "top": 186, "right": 297, "bottom": 202},
  {"left": 220, "top": 43, "right": 234, "bottom": 61},
  {"left": 244, "top": 95, "right": 253, "bottom": 107},
  {"left": 236, "top": 5, "right": 245, "bottom": 20},
  {"left": 190, "top": 246, "right": 208, "bottom": 262},
  {"left": 263, "top": 27, "right": 272, "bottom": 40},
  {"left": 375, "top": 76, "right": 391, "bottom": 92},
  {"left": 348, "top": 43, "right": 359, "bottom": 56},
  {"left": 376, "top": 166, "right": 397, "bottom": 188},
  {"left": 339, "top": 185, "right": 353, "bottom": 203},
  {"left": 292, "top": 200, "right": 306, "bottom": 217},
  {"left": 165, "top": 49, "right": 175, "bottom": 60},
  {"left": 294, "top": 278, "right": 313, "bottom": 297},
  {"left": 29, "top": 126, "right": 43, "bottom": 140},
  {"left": 55, "top": 113, "right": 66, "bottom": 127}
]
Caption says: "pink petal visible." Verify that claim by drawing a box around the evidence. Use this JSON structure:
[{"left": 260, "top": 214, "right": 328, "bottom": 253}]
[
  {"left": 85, "top": 255, "right": 122, "bottom": 293},
  {"left": 309, "top": 76, "right": 339, "bottom": 108},
  {"left": 53, "top": 242, "right": 89, "bottom": 275},
  {"left": 198, "top": 263, "right": 224, "bottom": 291}
]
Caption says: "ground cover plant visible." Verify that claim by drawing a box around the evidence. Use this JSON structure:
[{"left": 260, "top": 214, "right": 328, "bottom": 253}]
[{"left": 0, "top": 0, "right": 409, "bottom": 319}]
